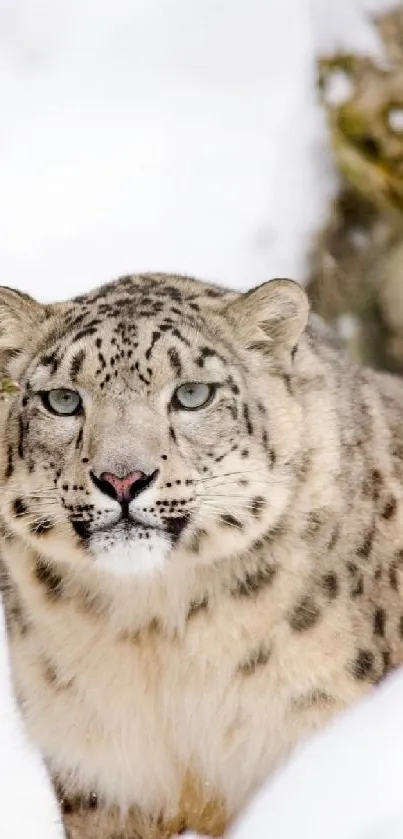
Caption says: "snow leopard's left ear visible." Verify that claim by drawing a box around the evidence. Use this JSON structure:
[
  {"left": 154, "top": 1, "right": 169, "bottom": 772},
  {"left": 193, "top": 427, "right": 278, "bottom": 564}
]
[{"left": 224, "top": 279, "right": 309, "bottom": 356}]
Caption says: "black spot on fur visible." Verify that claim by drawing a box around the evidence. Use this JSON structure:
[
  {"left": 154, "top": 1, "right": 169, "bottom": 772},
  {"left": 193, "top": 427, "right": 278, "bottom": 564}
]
[
  {"left": 145, "top": 329, "right": 162, "bottom": 361},
  {"left": 304, "top": 510, "right": 324, "bottom": 538},
  {"left": 388, "top": 553, "right": 403, "bottom": 591},
  {"left": 220, "top": 514, "right": 243, "bottom": 529},
  {"left": 321, "top": 572, "right": 339, "bottom": 600},
  {"left": 72, "top": 326, "right": 99, "bottom": 342},
  {"left": 283, "top": 373, "right": 292, "bottom": 395},
  {"left": 289, "top": 596, "right": 321, "bottom": 632},
  {"left": 164, "top": 515, "right": 189, "bottom": 543},
  {"left": 351, "top": 649, "right": 375, "bottom": 680},
  {"left": 373, "top": 607, "right": 386, "bottom": 637},
  {"left": 351, "top": 575, "right": 364, "bottom": 598},
  {"left": 381, "top": 651, "right": 392, "bottom": 680},
  {"left": 43, "top": 658, "right": 73, "bottom": 691},
  {"left": 43, "top": 660, "right": 58, "bottom": 685},
  {"left": 238, "top": 646, "right": 271, "bottom": 676},
  {"left": 71, "top": 518, "right": 91, "bottom": 541},
  {"left": 251, "top": 497, "right": 265, "bottom": 518},
  {"left": 0, "top": 568, "right": 29, "bottom": 636},
  {"left": 58, "top": 790, "right": 98, "bottom": 815},
  {"left": 328, "top": 526, "right": 339, "bottom": 550},
  {"left": 268, "top": 447, "right": 276, "bottom": 468},
  {"left": 371, "top": 469, "right": 383, "bottom": 501},
  {"left": 242, "top": 403, "right": 253, "bottom": 435},
  {"left": 292, "top": 689, "right": 333, "bottom": 710},
  {"left": 18, "top": 415, "right": 24, "bottom": 459},
  {"left": 195, "top": 346, "right": 219, "bottom": 367},
  {"left": 167, "top": 347, "right": 182, "bottom": 377},
  {"left": 187, "top": 529, "right": 207, "bottom": 554},
  {"left": 35, "top": 560, "right": 64, "bottom": 600},
  {"left": 381, "top": 496, "right": 397, "bottom": 520},
  {"left": 5, "top": 446, "right": 13, "bottom": 478},
  {"left": 30, "top": 518, "right": 54, "bottom": 536},
  {"left": 399, "top": 616, "right": 403, "bottom": 639},
  {"left": 70, "top": 349, "right": 86, "bottom": 382},
  {"left": 39, "top": 352, "right": 60, "bottom": 375},
  {"left": 363, "top": 468, "right": 383, "bottom": 501},
  {"left": 356, "top": 525, "right": 375, "bottom": 559},
  {"left": 13, "top": 497, "right": 27, "bottom": 517},
  {"left": 187, "top": 596, "right": 209, "bottom": 620},
  {"left": 233, "top": 563, "right": 277, "bottom": 597}
]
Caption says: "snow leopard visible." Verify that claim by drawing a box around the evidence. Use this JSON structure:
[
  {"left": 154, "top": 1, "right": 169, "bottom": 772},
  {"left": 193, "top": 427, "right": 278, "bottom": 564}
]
[{"left": 1, "top": 273, "right": 403, "bottom": 838}]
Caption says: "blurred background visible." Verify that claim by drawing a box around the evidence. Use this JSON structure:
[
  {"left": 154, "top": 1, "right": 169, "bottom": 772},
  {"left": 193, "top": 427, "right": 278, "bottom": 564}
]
[{"left": 1, "top": 0, "right": 403, "bottom": 369}]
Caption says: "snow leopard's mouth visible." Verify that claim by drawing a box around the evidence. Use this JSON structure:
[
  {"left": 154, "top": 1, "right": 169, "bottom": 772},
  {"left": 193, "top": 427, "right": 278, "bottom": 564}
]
[
  {"left": 71, "top": 511, "right": 189, "bottom": 545},
  {"left": 70, "top": 511, "right": 190, "bottom": 577}
]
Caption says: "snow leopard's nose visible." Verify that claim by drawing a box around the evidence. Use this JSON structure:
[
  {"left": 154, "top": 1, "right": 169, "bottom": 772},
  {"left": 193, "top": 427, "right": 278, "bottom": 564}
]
[{"left": 90, "top": 469, "right": 159, "bottom": 502}]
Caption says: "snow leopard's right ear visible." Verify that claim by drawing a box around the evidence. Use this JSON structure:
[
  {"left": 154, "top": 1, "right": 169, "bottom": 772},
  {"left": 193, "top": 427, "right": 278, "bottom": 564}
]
[
  {"left": 0, "top": 287, "right": 48, "bottom": 359},
  {"left": 224, "top": 279, "right": 309, "bottom": 357}
]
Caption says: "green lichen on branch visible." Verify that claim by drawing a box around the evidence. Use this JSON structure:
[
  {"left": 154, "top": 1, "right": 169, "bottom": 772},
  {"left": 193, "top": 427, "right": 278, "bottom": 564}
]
[
  {"left": 307, "top": 5, "right": 403, "bottom": 373},
  {"left": 0, "top": 377, "right": 20, "bottom": 400}
]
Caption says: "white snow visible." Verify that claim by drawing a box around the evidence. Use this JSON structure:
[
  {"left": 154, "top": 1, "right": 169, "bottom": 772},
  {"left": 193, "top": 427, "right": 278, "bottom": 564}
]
[
  {"left": 0, "top": 0, "right": 330, "bottom": 301},
  {"left": 227, "top": 668, "right": 403, "bottom": 839},
  {"left": 1, "top": 1, "right": 402, "bottom": 837},
  {"left": 0, "top": 611, "right": 65, "bottom": 839},
  {"left": 184, "top": 671, "right": 403, "bottom": 838}
]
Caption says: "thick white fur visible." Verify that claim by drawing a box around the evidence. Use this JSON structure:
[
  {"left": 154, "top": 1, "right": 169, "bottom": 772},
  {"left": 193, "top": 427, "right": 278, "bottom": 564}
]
[{"left": 2, "top": 591, "right": 403, "bottom": 839}]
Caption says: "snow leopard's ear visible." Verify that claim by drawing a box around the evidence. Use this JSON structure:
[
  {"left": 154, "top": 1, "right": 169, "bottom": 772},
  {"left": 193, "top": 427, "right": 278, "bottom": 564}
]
[
  {"left": 0, "top": 287, "right": 48, "bottom": 358},
  {"left": 224, "top": 279, "right": 309, "bottom": 356}
]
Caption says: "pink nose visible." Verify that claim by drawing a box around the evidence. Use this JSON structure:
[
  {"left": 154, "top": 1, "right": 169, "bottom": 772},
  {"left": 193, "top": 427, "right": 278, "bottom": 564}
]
[{"left": 99, "top": 471, "right": 146, "bottom": 502}]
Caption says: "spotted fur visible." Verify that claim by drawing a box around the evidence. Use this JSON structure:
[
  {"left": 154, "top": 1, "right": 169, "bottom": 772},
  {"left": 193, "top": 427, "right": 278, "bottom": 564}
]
[{"left": 1, "top": 273, "right": 403, "bottom": 838}]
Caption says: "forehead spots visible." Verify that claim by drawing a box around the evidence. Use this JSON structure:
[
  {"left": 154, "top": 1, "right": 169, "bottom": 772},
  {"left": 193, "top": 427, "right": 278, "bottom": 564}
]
[
  {"left": 30, "top": 277, "right": 237, "bottom": 407},
  {"left": 70, "top": 349, "right": 86, "bottom": 382},
  {"left": 168, "top": 347, "right": 182, "bottom": 378},
  {"left": 242, "top": 404, "right": 253, "bottom": 435},
  {"left": 195, "top": 346, "right": 222, "bottom": 368},
  {"left": 145, "top": 330, "right": 163, "bottom": 361}
]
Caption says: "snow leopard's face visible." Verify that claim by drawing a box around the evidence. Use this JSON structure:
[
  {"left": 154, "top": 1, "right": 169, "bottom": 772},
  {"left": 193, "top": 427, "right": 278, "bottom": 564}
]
[{"left": 0, "top": 274, "right": 308, "bottom": 579}]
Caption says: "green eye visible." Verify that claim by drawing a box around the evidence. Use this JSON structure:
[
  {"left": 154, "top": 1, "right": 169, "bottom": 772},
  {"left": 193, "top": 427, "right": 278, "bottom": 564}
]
[
  {"left": 173, "top": 382, "right": 215, "bottom": 410},
  {"left": 42, "top": 389, "right": 82, "bottom": 416}
]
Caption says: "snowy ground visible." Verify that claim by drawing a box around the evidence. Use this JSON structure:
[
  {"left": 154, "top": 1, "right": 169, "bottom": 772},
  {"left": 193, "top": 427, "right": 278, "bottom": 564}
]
[{"left": 1, "top": 1, "right": 402, "bottom": 837}]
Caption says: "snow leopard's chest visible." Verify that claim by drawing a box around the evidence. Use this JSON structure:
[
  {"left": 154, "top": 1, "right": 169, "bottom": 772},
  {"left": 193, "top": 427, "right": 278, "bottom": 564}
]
[{"left": 10, "top": 570, "right": 363, "bottom": 834}]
